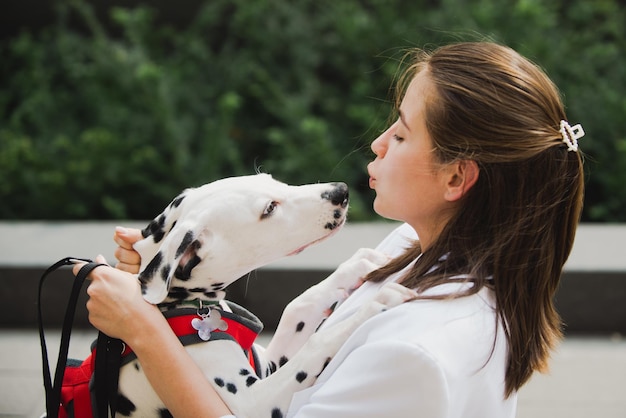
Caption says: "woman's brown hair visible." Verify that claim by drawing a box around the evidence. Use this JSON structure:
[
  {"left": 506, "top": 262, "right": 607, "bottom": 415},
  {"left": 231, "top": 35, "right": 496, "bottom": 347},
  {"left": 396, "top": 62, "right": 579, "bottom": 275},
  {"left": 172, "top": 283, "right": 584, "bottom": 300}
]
[{"left": 366, "top": 42, "right": 585, "bottom": 397}]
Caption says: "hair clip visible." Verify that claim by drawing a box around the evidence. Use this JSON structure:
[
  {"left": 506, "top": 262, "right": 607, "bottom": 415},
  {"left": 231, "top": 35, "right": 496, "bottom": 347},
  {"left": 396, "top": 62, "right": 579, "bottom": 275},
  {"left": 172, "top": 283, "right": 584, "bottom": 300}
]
[{"left": 560, "top": 120, "right": 585, "bottom": 152}]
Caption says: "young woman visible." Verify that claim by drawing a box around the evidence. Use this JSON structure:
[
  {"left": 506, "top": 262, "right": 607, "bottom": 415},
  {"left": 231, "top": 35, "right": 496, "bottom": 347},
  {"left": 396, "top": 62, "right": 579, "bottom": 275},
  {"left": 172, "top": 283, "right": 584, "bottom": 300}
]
[{"left": 78, "top": 41, "right": 585, "bottom": 417}]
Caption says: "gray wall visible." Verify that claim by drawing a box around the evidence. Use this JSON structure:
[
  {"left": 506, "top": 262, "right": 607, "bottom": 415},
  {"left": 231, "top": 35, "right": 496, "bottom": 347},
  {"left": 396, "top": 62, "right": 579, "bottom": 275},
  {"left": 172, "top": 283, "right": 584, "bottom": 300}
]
[{"left": 1, "top": 222, "right": 624, "bottom": 334}]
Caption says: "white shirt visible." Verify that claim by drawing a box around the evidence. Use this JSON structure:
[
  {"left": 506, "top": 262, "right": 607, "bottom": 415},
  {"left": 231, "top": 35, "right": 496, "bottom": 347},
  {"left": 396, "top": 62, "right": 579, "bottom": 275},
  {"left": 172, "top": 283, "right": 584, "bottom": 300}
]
[{"left": 286, "top": 223, "right": 517, "bottom": 418}]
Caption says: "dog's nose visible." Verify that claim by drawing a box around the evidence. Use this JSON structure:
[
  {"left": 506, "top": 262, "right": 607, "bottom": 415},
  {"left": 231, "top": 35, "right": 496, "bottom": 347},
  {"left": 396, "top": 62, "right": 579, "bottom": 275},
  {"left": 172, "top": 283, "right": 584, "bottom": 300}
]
[{"left": 322, "top": 183, "right": 349, "bottom": 208}]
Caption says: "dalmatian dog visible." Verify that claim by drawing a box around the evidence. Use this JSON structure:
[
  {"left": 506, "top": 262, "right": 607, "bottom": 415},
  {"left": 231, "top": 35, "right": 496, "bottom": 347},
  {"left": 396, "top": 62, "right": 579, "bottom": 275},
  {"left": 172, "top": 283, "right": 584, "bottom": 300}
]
[{"left": 115, "top": 173, "right": 415, "bottom": 417}]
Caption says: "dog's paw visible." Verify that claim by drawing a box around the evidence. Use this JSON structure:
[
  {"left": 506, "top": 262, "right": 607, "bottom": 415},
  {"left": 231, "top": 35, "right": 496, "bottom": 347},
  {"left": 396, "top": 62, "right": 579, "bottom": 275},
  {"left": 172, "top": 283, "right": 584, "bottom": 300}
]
[
  {"left": 369, "top": 282, "right": 418, "bottom": 311},
  {"left": 324, "top": 248, "right": 391, "bottom": 294},
  {"left": 279, "top": 248, "right": 392, "bottom": 336}
]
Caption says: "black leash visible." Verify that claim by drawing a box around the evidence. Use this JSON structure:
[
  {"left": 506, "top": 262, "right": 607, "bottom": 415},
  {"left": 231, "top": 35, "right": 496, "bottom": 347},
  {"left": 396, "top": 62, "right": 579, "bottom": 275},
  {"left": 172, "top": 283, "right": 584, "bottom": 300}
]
[
  {"left": 38, "top": 257, "right": 122, "bottom": 418},
  {"left": 94, "top": 332, "right": 124, "bottom": 418}
]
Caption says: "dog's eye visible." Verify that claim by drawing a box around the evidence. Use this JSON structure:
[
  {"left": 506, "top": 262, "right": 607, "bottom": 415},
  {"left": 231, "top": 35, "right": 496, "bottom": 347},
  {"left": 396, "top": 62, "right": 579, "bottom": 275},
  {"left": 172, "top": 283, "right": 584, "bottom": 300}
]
[{"left": 261, "top": 201, "right": 279, "bottom": 219}]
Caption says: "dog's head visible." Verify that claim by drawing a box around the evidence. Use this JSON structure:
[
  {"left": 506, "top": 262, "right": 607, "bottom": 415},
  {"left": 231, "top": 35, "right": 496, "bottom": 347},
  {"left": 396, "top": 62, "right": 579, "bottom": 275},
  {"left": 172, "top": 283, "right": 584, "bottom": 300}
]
[{"left": 133, "top": 174, "right": 349, "bottom": 305}]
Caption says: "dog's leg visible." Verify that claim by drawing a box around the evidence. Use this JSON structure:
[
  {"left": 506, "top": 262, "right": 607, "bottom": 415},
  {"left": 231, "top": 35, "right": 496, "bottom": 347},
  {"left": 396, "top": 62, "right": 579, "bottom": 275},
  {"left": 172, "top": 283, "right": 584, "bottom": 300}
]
[
  {"left": 219, "top": 282, "right": 416, "bottom": 418},
  {"left": 261, "top": 248, "right": 389, "bottom": 375}
]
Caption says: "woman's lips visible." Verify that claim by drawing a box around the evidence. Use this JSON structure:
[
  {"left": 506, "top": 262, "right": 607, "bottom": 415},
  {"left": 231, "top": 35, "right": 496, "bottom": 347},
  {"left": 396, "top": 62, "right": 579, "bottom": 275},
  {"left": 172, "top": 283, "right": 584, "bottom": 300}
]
[{"left": 368, "top": 164, "right": 377, "bottom": 189}]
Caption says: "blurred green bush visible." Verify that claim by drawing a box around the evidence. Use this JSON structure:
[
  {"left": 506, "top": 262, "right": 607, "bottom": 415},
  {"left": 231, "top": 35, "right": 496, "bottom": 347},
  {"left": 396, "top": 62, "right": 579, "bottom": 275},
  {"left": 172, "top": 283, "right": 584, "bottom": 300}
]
[{"left": 1, "top": 0, "right": 624, "bottom": 221}]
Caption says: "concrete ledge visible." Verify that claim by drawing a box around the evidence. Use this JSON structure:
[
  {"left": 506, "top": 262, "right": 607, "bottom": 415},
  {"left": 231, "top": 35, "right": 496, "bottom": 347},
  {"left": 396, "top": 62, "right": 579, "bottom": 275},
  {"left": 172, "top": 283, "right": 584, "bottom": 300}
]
[
  {"left": 0, "top": 221, "right": 399, "bottom": 269},
  {"left": 1, "top": 222, "right": 625, "bottom": 334},
  {"left": 2, "top": 221, "right": 623, "bottom": 271}
]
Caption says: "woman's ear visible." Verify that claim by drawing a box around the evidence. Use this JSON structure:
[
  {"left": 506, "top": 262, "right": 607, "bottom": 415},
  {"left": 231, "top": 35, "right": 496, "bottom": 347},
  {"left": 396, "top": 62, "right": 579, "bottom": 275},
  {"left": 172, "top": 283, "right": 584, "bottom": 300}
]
[{"left": 444, "top": 160, "right": 479, "bottom": 201}]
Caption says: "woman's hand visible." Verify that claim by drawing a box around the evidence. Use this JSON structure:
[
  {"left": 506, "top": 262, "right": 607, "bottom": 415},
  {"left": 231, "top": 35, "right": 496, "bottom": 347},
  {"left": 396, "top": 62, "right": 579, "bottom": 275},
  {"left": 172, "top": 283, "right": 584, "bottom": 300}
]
[
  {"left": 72, "top": 255, "right": 162, "bottom": 344},
  {"left": 73, "top": 256, "right": 234, "bottom": 418},
  {"left": 113, "top": 226, "right": 143, "bottom": 273}
]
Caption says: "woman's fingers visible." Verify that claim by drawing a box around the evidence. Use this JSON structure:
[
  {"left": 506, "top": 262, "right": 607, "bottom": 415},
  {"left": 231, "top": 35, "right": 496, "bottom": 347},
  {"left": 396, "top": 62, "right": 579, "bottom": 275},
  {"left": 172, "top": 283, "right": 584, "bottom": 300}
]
[
  {"left": 114, "top": 247, "right": 141, "bottom": 272},
  {"left": 70, "top": 252, "right": 151, "bottom": 340},
  {"left": 72, "top": 260, "right": 87, "bottom": 276},
  {"left": 79, "top": 260, "right": 148, "bottom": 339},
  {"left": 113, "top": 226, "right": 144, "bottom": 248},
  {"left": 113, "top": 226, "right": 143, "bottom": 273},
  {"left": 71, "top": 255, "right": 109, "bottom": 277}
]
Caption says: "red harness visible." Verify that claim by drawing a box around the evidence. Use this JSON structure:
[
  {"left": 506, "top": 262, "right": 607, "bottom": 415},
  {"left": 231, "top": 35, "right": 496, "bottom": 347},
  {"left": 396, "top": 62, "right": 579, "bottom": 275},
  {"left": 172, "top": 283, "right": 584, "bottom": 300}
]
[{"left": 119, "top": 303, "right": 264, "bottom": 373}]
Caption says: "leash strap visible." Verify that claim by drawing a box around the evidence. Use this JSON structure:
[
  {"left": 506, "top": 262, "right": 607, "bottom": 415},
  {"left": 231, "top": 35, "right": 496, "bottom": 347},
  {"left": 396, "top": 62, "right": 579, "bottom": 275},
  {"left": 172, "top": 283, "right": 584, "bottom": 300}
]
[
  {"left": 38, "top": 258, "right": 109, "bottom": 418},
  {"left": 94, "top": 332, "right": 124, "bottom": 418}
]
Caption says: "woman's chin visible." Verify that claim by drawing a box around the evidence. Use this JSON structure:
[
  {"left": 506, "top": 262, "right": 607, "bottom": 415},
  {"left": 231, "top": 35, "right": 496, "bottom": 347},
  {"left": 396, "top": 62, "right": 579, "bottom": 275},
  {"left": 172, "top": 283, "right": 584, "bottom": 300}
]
[{"left": 372, "top": 199, "right": 390, "bottom": 218}]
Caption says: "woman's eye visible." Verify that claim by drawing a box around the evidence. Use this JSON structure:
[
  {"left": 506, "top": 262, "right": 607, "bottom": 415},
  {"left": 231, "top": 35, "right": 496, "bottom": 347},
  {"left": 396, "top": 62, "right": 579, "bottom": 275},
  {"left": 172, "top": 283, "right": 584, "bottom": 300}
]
[
  {"left": 261, "top": 201, "right": 279, "bottom": 219},
  {"left": 392, "top": 134, "right": 404, "bottom": 142}
]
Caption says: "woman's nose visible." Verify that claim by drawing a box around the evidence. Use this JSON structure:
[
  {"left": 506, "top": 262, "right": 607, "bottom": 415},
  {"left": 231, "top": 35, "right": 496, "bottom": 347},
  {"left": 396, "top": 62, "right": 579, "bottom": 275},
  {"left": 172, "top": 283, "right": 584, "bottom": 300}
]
[{"left": 371, "top": 128, "right": 390, "bottom": 157}]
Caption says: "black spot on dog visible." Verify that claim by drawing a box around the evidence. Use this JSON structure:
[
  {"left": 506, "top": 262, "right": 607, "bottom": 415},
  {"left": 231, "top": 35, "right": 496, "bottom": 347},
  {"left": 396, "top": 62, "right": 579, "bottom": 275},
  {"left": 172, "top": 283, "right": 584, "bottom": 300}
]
[
  {"left": 160, "top": 265, "right": 171, "bottom": 282},
  {"left": 115, "top": 393, "right": 136, "bottom": 416},
  {"left": 158, "top": 408, "right": 174, "bottom": 418},
  {"left": 321, "top": 183, "right": 349, "bottom": 207},
  {"left": 188, "top": 287, "right": 208, "bottom": 294},
  {"left": 334, "top": 209, "right": 342, "bottom": 219},
  {"left": 141, "top": 226, "right": 151, "bottom": 238},
  {"left": 138, "top": 252, "right": 163, "bottom": 285},
  {"left": 226, "top": 382, "right": 238, "bottom": 394},
  {"left": 152, "top": 214, "right": 168, "bottom": 242},
  {"left": 175, "top": 254, "right": 202, "bottom": 281},
  {"left": 171, "top": 194, "right": 185, "bottom": 208},
  {"left": 212, "top": 282, "right": 226, "bottom": 290},
  {"left": 279, "top": 356, "right": 288, "bottom": 367},
  {"left": 325, "top": 221, "right": 340, "bottom": 230},
  {"left": 271, "top": 408, "right": 284, "bottom": 418},
  {"left": 176, "top": 231, "right": 195, "bottom": 258},
  {"left": 204, "top": 291, "right": 218, "bottom": 298},
  {"left": 134, "top": 362, "right": 140, "bottom": 371},
  {"left": 295, "top": 321, "right": 305, "bottom": 332},
  {"left": 246, "top": 376, "right": 258, "bottom": 386},
  {"left": 315, "top": 318, "right": 327, "bottom": 332},
  {"left": 159, "top": 301, "right": 179, "bottom": 310},
  {"left": 295, "top": 371, "right": 308, "bottom": 383},
  {"left": 316, "top": 357, "right": 332, "bottom": 378},
  {"left": 152, "top": 230, "right": 166, "bottom": 244},
  {"left": 239, "top": 368, "right": 250, "bottom": 376},
  {"left": 267, "top": 361, "right": 277, "bottom": 374},
  {"left": 168, "top": 286, "right": 190, "bottom": 300},
  {"left": 142, "top": 213, "right": 166, "bottom": 240},
  {"left": 214, "top": 377, "right": 225, "bottom": 387}
]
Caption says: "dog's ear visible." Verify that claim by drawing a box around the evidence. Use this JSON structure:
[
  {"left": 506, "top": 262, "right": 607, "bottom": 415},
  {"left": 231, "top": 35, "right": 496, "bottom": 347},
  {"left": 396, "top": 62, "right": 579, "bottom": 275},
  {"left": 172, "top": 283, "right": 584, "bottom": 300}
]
[
  {"left": 134, "top": 191, "right": 189, "bottom": 273},
  {"left": 137, "top": 224, "right": 201, "bottom": 304}
]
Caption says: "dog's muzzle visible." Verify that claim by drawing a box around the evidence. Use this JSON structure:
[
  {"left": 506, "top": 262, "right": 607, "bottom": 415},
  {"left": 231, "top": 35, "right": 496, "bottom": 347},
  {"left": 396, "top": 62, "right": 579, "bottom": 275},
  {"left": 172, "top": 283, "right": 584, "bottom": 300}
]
[{"left": 322, "top": 183, "right": 349, "bottom": 208}]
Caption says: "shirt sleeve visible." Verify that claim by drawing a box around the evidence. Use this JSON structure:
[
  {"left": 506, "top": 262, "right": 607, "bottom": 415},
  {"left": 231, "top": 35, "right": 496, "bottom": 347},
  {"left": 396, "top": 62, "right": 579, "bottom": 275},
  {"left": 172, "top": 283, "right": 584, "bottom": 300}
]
[{"left": 289, "top": 340, "right": 450, "bottom": 418}]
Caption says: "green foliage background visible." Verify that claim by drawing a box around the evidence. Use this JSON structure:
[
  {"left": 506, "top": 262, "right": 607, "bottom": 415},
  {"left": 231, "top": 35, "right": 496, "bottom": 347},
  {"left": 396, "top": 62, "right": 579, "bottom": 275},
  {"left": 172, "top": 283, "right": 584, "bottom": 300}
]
[{"left": 1, "top": 0, "right": 624, "bottom": 221}]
